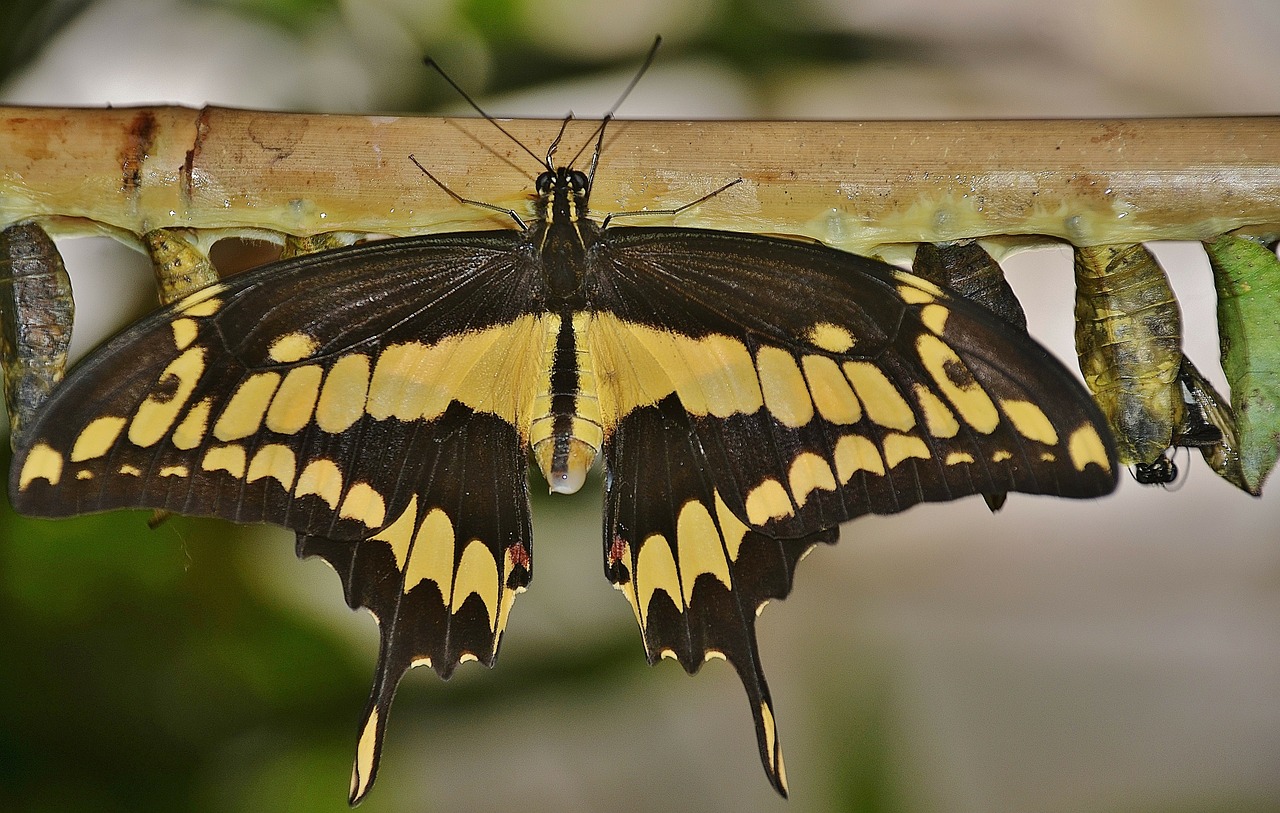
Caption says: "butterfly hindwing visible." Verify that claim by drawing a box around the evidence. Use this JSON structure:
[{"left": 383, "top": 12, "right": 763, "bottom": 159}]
[
  {"left": 604, "top": 393, "right": 835, "bottom": 794},
  {"left": 300, "top": 403, "right": 533, "bottom": 801}
]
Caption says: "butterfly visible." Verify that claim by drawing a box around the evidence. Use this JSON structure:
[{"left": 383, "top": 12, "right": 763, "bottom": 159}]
[{"left": 7, "top": 101, "right": 1118, "bottom": 804}]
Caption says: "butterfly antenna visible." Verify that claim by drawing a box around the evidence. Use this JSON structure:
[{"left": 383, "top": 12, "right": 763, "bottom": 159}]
[
  {"left": 577, "top": 35, "right": 664, "bottom": 195},
  {"left": 408, "top": 153, "right": 528, "bottom": 229},
  {"left": 545, "top": 113, "right": 576, "bottom": 170},
  {"left": 422, "top": 55, "right": 547, "bottom": 169}
]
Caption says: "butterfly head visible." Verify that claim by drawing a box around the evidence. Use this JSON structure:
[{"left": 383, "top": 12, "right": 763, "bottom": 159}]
[{"left": 535, "top": 166, "right": 592, "bottom": 228}]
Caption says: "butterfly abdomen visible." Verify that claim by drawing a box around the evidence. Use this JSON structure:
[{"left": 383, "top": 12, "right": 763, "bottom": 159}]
[{"left": 531, "top": 311, "right": 602, "bottom": 493}]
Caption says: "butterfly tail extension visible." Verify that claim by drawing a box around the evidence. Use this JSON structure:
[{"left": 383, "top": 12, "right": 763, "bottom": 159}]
[
  {"left": 293, "top": 406, "right": 534, "bottom": 804},
  {"left": 603, "top": 394, "right": 837, "bottom": 795}
]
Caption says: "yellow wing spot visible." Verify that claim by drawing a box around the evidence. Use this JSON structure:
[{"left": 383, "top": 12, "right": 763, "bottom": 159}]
[
  {"left": 788, "top": 452, "right": 837, "bottom": 507},
  {"left": 1001, "top": 399, "right": 1059, "bottom": 444},
  {"left": 18, "top": 443, "right": 63, "bottom": 489},
  {"left": 496, "top": 546, "right": 528, "bottom": 635},
  {"left": 317, "top": 355, "right": 373, "bottom": 435},
  {"left": 744, "top": 478, "right": 794, "bottom": 525},
  {"left": 158, "top": 465, "right": 188, "bottom": 477},
  {"left": 761, "top": 700, "right": 785, "bottom": 782},
  {"left": 1040, "top": 452, "right": 1057, "bottom": 462},
  {"left": 71, "top": 416, "right": 128, "bottom": 462},
  {"left": 315, "top": 354, "right": 370, "bottom": 433},
  {"left": 268, "top": 331, "right": 319, "bottom": 363},
  {"left": 609, "top": 537, "right": 645, "bottom": 631},
  {"left": 704, "top": 650, "right": 727, "bottom": 662},
  {"left": 992, "top": 450, "right": 1013, "bottom": 463},
  {"left": 75, "top": 470, "right": 94, "bottom": 480},
  {"left": 246, "top": 443, "right": 298, "bottom": 491},
  {"left": 712, "top": 490, "right": 750, "bottom": 562},
  {"left": 339, "top": 481, "right": 387, "bottom": 529},
  {"left": 920, "top": 304, "right": 950, "bottom": 335},
  {"left": 636, "top": 534, "right": 683, "bottom": 617},
  {"left": 371, "top": 496, "right": 418, "bottom": 570},
  {"left": 294, "top": 458, "right": 343, "bottom": 508},
  {"left": 201, "top": 444, "right": 246, "bottom": 478},
  {"left": 834, "top": 433, "right": 885, "bottom": 481},
  {"left": 403, "top": 508, "right": 455, "bottom": 596},
  {"left": 883, "top": 433, "right": 931, "bottom": 469},
  {"left": 676, "top": 500, "right": 732, "bottom": 604},
  {"left": 174, "top": 282, "right": 227, "bottom": 315},
  {"left": 266, "top": 365, "right": 323, "bottom": 435},
  {"left": 896, "top": 269, "right": 944, "bottom": 296},
  {"left": 915, "top": 333, "right": 1000, "bottom": 433},
  {"left": 129, "top": 346, "right": 206, "bottom": 448},
  {"left": 366, "top": 316, "right": 548, "bottom": 426},
  {"left": 756, "top": 346, "right": 814, "bottom": 427},
  {"left": 170, "top": 318, "right": 198, "bottom": 350},
  {"left": 585, "top": 317, "right": 763, "bottom": 421},
  {"left": 451, "top": 539, "right": 499, "bottom": 622},
  {"left": 843, "top": 361, "right": 916, "bottom": 431},
  {"left": 945, "top": 451, "right": 975, "bottom": 465},
  {"left": 914, "top": 384, "right": 960, "bottom": 438},
  {"left": 1068, "top": 424, "right": 1112, "bottom": 472},
  {"left": 366, "top": 341, "right": 455, "bottom": 422},
  {"left": 697, "top": 333, "right": 766, "bottom": 417},
  {"left": 119, "top": 464, "right": 142, "bottom": 477},
  {"left": 213, "top": 372, "right": 281, "bottom": 441},
  {"left": 180, "top": 298, "right": 222, "bottom": 318},
  {"left": 802, "top": 355, "right": 862, "bottom": 424},
  {"left": 171, "top": 397, "right": 213, "bottom": 450},
  {"left": 351, "top": 709, "right": 379, "bottom": 804},
  {"left": 807, "top": 322, "right": 856, "bottom": 353},
  {"left": 897, "top": 284, "right": 935, "bottom": 305}
]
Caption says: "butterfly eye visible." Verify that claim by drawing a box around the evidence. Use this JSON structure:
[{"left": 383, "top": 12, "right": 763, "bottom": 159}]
[
  {"left": 568, "top": 170, "right": 589, "bottom": 193},
  {"left": 535, "top": 171, "right": 554, "bottom": 195}
]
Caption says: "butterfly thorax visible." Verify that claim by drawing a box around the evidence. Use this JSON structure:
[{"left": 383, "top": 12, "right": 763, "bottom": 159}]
[
  {"left": 530, "top": 167, "right": 601, "bottom": 303},
  {"left": 527, "top": 166, "right": 604, "bottom": 493}
]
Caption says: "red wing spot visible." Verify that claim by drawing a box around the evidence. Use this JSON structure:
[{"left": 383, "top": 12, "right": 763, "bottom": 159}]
[
  {"left": 608, "top": 534, "right": 628, "bottom": 566},
  {"left": 507, "top": 543, "right": 531, "bottom": 570}
]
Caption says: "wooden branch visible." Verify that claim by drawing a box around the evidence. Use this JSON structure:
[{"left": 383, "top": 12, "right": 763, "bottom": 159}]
[{"left": 1, "top": 106, "right": 1278, "bottom": 254}]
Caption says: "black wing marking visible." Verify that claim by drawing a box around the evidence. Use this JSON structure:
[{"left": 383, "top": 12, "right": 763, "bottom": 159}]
[{"left": 8, "top": 233, "right": 542, "bottom": 804}]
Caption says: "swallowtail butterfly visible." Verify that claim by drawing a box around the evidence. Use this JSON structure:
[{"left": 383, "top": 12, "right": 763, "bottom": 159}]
[{"left": 7, "top": 101, "right": 1118, "bottom": 805}]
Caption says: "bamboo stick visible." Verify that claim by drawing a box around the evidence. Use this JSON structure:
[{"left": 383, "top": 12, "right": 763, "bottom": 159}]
[{"left": 1, "top": 106, "right": 1277, "bottom": 254}]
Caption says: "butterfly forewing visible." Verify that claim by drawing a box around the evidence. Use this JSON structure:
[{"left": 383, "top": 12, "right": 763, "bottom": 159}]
[{"left": 591, "top": 227, "right": 1116, "bottom": 525}]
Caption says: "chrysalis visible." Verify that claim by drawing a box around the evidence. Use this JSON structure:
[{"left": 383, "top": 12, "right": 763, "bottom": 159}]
[
  {"left": 1073, "top": 243, "right": 1184, "bottom": 469},
  {"left": 0, "top": 221, "right": 74, "bottom": 447},
  {"left": 1203, "top": 233, "right": 1280, "bottom": 493}
]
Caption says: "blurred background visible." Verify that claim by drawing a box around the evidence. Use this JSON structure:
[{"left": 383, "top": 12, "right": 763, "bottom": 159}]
[{"left": 2, "top": 1, "right": 1279, "bottom": 812}]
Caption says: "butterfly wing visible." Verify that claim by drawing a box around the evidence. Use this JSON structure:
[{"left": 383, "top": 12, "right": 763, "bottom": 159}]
[
  {"left": 588, "top": 227, "right": 1117, "bottom": 792},
  {"left": 9, "top": 233, "right": 550, "bottom": 803}
]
